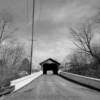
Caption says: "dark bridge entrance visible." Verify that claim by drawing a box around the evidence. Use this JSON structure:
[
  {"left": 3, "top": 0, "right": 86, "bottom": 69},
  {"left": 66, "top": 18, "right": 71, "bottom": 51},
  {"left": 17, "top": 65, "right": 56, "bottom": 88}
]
[{"left": 40, "top": 58, "right": 60, "bottom": 75}]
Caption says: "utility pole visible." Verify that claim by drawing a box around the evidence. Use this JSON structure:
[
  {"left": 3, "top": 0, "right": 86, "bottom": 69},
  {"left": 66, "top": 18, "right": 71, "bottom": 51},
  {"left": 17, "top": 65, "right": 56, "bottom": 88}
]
[{"left": 30, "top": 0, "right": 35, "bottom": 74}]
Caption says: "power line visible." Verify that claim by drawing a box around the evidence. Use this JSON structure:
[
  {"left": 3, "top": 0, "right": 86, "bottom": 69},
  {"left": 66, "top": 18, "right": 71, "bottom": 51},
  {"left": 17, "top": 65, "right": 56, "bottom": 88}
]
[
  {"left": 36, "top": 0, "right": 42, "bottom": 56},
  {"left": 26, "top": 0, "right": 29, "bottom": 22}
]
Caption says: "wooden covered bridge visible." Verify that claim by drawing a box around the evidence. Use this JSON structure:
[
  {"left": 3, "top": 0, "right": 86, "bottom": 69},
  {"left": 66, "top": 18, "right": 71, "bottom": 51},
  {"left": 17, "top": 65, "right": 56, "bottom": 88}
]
[{"left": 40, "top": 58, "right": 60, "bottom": 74}]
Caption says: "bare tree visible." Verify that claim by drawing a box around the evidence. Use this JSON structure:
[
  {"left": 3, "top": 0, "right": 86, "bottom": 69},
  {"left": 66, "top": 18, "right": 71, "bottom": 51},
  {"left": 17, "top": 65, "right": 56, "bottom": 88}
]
[
  {"left": 0, "top": 44, "right": 25, "bottom": 71},
  {"left": 0, "top": 10, "right": 18, "bottom": 43},
  {"left": 70, "top": 23, "right": 100, "bottom": 64},
  {"left": 0, "top": 44, "right": 25, "bottom": 85},
  {"left": 68, "top": 51, "right": 87, "bottom": 68}
]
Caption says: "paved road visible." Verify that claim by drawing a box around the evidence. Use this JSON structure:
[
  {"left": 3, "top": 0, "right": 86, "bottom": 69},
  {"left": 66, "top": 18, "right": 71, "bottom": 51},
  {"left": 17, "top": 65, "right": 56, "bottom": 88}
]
[{"left": 3, "top": 75, "right": 100, "bottom": 100}]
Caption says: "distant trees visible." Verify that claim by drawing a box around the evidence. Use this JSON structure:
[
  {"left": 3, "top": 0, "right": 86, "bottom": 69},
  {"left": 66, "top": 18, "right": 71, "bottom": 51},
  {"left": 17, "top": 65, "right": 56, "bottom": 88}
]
[
  {"left": 0, "top": 45, "right": 24, "bottom": 67},
  {"left": 19, "top": 58, "right": 30, "bottom": 74},
  {"left": 68, "top": 51, "right": 89, "bottom": 69},
  {"left": 67, "top": 50, "right": 98, "bottom": 77},
  {"left": 0, "top": 43, "right": 25, "bottom": 86}
]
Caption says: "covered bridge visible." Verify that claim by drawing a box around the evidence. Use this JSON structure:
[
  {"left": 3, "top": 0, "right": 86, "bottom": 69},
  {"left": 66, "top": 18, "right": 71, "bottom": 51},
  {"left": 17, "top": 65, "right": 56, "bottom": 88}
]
[{"left": 40, "top": 58, "right": 60, "bottom": 75}]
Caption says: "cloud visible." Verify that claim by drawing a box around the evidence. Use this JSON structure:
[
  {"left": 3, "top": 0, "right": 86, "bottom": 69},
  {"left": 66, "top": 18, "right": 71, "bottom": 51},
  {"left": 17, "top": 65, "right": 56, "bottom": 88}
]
[
  {"left": 41, "top": 0, "right": 99, "bottom": 24},
  {"left": 24, "top": 0, "right": 100, "bottom": 65},
  {"left": 0, "top": 0, "right": 100, "bottom": 66}
]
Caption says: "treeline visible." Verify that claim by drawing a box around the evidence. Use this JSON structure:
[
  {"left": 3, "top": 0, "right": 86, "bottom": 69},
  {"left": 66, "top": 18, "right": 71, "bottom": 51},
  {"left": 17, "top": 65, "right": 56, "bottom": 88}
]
[
  {"left": 66, "top": 51, "right": 100, "bottom": 78},
  {"left": 0, "top": 43, "right": 30, "bottom": 87},
  {"left": 64, "top": 18, "right": 100, "bottom": 79},
  {"left": 0, "top": 10, "right": 31, "bottom": 87}
]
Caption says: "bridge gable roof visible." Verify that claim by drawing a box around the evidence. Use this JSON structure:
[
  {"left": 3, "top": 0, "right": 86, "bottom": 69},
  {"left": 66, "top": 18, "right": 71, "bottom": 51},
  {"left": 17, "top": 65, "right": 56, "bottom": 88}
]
[{"left": 40, "top": 58, "right": 60, "bottom": 66}]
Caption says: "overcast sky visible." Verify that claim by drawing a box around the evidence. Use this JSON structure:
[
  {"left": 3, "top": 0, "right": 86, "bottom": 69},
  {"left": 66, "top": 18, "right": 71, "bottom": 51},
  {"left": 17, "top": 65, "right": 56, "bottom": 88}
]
[{"left": 0, "top": 0, "right": 100, "bottom": 66}]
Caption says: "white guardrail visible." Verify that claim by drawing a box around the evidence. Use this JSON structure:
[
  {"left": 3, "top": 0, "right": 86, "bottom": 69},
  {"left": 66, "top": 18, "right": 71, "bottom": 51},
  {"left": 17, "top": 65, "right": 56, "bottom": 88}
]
[
  {"left": 10, "top": 71, "right": 43, "bottom": 92},
  {"left": 60, "top": 71, "right": 100, "bottom": 89}
]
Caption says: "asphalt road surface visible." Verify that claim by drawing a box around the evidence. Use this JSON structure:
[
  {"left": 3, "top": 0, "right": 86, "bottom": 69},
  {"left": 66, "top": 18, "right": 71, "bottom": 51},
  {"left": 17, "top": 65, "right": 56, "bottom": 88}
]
[{"left": 3, "top": 75, "right": 100, "bottom": 100}]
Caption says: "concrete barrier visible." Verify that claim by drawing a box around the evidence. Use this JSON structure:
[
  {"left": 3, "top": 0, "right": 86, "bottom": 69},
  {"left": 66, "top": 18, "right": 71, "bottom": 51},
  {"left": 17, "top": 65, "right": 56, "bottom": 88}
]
[
  {"left": 11, "top": 71, "right": 43, "bottom": 91},
  {"left": 60, "top": 72, "right": 100, "bottom": 90}
]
